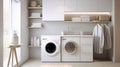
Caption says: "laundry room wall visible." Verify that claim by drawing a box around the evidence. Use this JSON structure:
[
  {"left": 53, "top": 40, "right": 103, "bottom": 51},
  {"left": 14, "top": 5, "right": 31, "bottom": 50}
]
[
  {"left": 29, "top": 22, "right": 97, "bottom": 36},
  {"left": 0, "top": 0, "right": 3, "bottom": 66}
]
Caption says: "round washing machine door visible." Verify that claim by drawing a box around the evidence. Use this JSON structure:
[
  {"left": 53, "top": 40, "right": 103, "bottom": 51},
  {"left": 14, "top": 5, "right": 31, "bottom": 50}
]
[
  {"left": 65, "top": 41, "right": 77, "bottom": 54},
  {"left": 45, "top": 41, "right": 59, "bottom": 56}
]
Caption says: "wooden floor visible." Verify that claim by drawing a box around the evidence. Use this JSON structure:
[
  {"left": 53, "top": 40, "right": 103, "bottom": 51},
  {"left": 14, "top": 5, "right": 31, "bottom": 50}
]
[{"left": 21, "top": 59, "right": 120, "bottom": 67}]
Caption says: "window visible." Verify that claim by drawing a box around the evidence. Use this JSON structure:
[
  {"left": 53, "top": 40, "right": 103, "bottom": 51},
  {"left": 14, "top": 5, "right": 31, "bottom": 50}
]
[{"left": 3, "top": 0, "right": 21, "bottom": 67}]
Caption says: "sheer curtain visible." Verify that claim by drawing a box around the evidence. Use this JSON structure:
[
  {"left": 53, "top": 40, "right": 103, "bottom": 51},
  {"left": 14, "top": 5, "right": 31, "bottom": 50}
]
[{"left": 3, "top": 0, "right": 21, "bottom": 67}]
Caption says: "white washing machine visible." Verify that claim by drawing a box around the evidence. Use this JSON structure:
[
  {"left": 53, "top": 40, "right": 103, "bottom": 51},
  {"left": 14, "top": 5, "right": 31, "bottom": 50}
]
[
  {"left": 61, "top": 35, "right": 80, "bottom": 62},
  {"left": 41, "top": 35, "right": 61, "bottom": 62}
]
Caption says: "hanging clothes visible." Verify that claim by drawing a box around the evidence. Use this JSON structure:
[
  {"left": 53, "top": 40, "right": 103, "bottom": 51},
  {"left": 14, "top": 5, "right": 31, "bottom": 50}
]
[
  {"left": 104, "top": 24, "right": 112, "bottom": 49},
  {"left": 93, "top": 24, "right": 105, "bottom": 54},
  {"left": 93, "top": 24, "right": 112, "bottom": 54}
]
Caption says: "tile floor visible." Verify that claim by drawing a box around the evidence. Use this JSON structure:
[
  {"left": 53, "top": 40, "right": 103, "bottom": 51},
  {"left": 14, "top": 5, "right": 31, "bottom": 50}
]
[{"left": 21, "top": 59, "right": 120, "bottom": 67}]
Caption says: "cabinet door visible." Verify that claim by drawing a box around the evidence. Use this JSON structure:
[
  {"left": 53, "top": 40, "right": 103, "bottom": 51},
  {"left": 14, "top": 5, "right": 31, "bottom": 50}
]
[
  {"left": 81, "top": 37, "right": 93, "bottom": 61},
  {"left": 64, "top": 0, "right": 77, "bottom": 12},
  {"left": 67, "top": 0, "right": 98, "bottom": 12},
  {"left": 77, "top": 0, "right": 112, "bottom": 12},
  {"left": 90, "top": 0, "right": 99, "bottom": 12},
  {"left": 97, "top": 0, "right": 112, "bottom": 12},
  {"left": 76, "top": 0, "right": 93, "bottom": 12},
  {"left": 43, "top": 0, "right": 64, "bottom": 21},
  {"left": 65, "top": 0, "right": 112, "bottom": 12}
]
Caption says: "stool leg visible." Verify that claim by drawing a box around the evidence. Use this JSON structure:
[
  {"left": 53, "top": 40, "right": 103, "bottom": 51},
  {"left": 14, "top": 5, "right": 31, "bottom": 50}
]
[
  {"left": 12, "top": 48, "right": 14, "bottom": 67},
  {"left": 14, "top": 48, "right": 19, "bottom": 67},
  {"left": 7, "top": 48, "right": 12, "bottom": 67}
]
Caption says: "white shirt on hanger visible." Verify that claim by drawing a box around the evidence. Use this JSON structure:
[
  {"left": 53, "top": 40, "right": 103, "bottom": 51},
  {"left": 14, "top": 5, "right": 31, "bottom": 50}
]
[{"left": 93, "top": 24, "right": 104, "bottom": 54}]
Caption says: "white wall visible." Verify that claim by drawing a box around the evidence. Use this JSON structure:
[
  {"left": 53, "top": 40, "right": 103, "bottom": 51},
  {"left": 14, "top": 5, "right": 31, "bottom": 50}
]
[
  {"left": 20, "top": 0, "right": 29, "bottom": 64},
  {"left": 30, "top": 22, "right": 96, "bottom": 36},
  {"left": 0, "top": 0, "right": 3, "bottom": 66},
  {"left": 113, "top": 0, "right": 120, "bottom": 62}
]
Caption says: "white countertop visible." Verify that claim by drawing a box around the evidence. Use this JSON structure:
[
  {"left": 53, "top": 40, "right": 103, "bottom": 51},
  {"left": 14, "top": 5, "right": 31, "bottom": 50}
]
[
  {"left": 61, "top": 35, "right": 93, "bottom": 37},
  {"left": 41, "top": 35, "right": 93, "bottom": 37}
]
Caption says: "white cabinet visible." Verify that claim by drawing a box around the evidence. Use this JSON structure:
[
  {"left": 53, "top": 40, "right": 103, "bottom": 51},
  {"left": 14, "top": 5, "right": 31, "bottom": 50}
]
[
  {"left": 97, "top": 0, "right": 112, "bottom": 12},
  {"left": 64, "top": 0, "right": 77, "bottom": 11},
  {"left": 43, "top": 0, "right": 64, "bottom": 21},
  {"left": 76, "top": 0, "right": 93, "bottom": 12},
  {"left": 65, "top": 0, "right": 112, "bottom": 12},
  {"left": 81, "top": 36, "right": 93, "bottom": 61},
  {"left": 65, "top": 0, "right": 96, "bottom": 12},
  {"left": 43, "top": 0, "right": 112, "bottom": 21}
]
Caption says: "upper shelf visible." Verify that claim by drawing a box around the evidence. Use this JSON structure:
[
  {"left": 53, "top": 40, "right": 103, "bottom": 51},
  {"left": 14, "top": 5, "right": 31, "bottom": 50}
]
[
  {"left": 28, "top": 45, "right": 41, "bottom": 48},
  {"left": 28, "top": 17, "right": 42, "bottom": 19},
  {"left": 28, "top": 7, "right": 42, "bottom": 10},
  {"left": 65, "top": 21, "right": 111, "bottom": 23},
  {"left": 28, "top": 27, "right": 42, "bottom": 29}
]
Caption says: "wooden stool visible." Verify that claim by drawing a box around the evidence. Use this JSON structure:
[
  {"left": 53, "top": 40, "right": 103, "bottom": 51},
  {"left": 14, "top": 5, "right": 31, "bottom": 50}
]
[{"left": 7, "top": 45, "right": 20, "bottom": 67}]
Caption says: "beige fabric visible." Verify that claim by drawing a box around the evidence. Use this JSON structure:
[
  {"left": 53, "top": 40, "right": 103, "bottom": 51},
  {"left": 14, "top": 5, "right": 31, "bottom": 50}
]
[{"left": 104, "top": 24, "right": 112, "bottom": 49}]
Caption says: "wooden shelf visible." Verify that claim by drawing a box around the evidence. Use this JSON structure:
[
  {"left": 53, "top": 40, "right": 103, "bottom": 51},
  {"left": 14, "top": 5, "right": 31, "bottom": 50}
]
[
  {"left": 28, "top": 46, "right": 41, "bottom": 48},
  {"left": 28, "top": 7, "right": 42, "bottom": 10},
  {"left": 65, "top": 21, "right": 111, "bottom": 23},
  {"left": 28, "top": 17, "right": 42, "bottom": 19},
  {"left": 28, "top": 27, "right": 42, "bottom": 29}
]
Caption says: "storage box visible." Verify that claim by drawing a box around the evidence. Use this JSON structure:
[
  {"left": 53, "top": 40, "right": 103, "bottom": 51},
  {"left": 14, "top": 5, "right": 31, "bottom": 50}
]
[
  {"left": 30, "top": 13, "right": 41, "bottom": 17},
  {"left": 80, "top": 16, "right": 90, "bottom": 22},
  {"left": 99, "top": 15, "right": 110, "bottom": 21},
  {"left": 72, "top": 17, "right": 81, "bottom": 22},
  {"left": 31, "top": 23, "right": 42, "bottom": 28}
]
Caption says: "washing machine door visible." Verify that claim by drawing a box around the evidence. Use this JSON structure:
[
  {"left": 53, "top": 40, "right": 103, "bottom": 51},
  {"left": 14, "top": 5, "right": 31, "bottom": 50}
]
[
  {"left": 65, "top": 41, "right": 77, "bottom": 54},
  {"left": 45, "top": 41, "right": 59, "bottom": 56}
]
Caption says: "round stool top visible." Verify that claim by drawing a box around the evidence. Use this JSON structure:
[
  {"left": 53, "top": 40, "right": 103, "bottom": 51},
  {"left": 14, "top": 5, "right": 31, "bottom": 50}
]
[{"left": 8, "top": 45, "right": 20, "bottom": 48}]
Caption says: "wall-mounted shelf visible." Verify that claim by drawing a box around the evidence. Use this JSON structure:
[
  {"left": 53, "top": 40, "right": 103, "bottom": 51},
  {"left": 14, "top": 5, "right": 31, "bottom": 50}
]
[
  {"left": 28, "top": 45, "right": 41, "bottom": 48},
  {"left": 28, "top": 7, "right": 42, "bottom": 10},
  {"left": 65, "top": 21, "right": 111, "bottom": 23},
  {"left": 28, "top": 27, "right": 42, "bottom": 29},
  {"left": 28, "top": 17, "right": 42, "bottom": 19}
]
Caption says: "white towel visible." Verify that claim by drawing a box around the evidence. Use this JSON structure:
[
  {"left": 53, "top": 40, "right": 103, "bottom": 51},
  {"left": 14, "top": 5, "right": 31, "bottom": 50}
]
[
  {"left": 93, "top": 24, "right": 104, "bottom": 54},
  {"left": 104, "top": 24, "right": 112, "bottom": 49}
]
